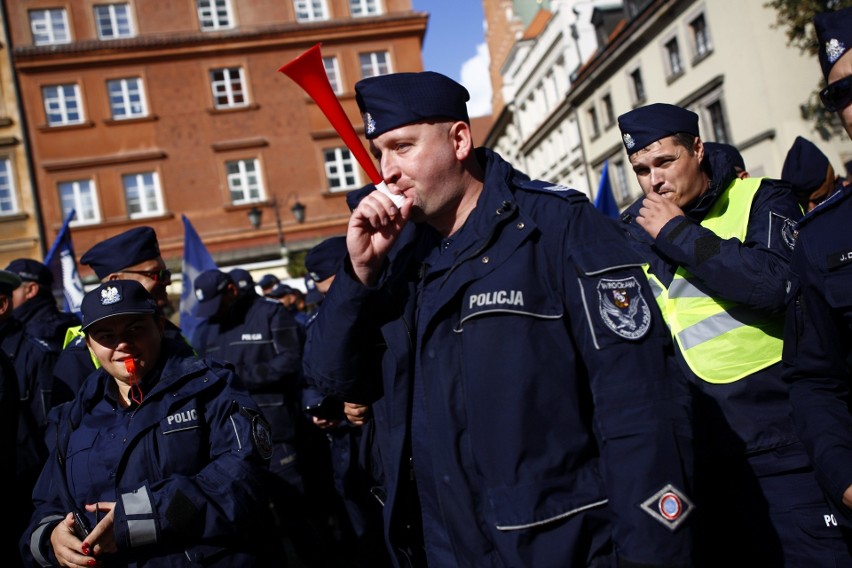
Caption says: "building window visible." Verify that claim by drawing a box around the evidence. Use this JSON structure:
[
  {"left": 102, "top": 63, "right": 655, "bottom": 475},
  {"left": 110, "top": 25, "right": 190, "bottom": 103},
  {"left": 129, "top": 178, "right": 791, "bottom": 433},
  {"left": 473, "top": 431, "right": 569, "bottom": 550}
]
[
  {"left": 323, "top": 56, "right": 342, "bottom": 94},
  {"left": 123, "top": 172, "right": 164, "bottom": 217},
  {"left": 324, "top": 148, "right": 358, "bottom": 192},
  {"left": 43, "top": 84, "right": 84, "bottom": 127},
  {"left": 707, "top": 100, "right": 729, "bottom": 143},
  {"left": 226, "top": 159, "right": 262, "bottom": 204},
  {"left": 29, "top": 9, "right": 70, "bottom": 46},
  {"left": 94, "top": 4, "right": 135, "bottom": 40},
  {"left": 613, "top": 159, "right": 632, "bottom": 202},
  {"left": 59, "top": 180, "right": 99, "bottom": 224},
  {"left": 629, "top": 68, "right": 646, "bottom": 105},
  {"left": 665, "top": 37, "right": 683, "bottom": 78},
  {"left": 294, "top": 0, "right": 328, "bottom": 22},
  {"left": 350, "top": 0, "right": 380, "bottom": 16},
  {"left": 210, "top": 67, "right": 247, "bottom": 109},
  {"left": 602, "top": 93, "right": 615, "bottom": 128},
  {"left": 197, "top": 0, "right": 233, "bottom": 30},
  {"left": 107, "top": 78, "right": 147, "bottom": 120},
  {"left": 359, "top": 51, "right": 391, "bottom": 79},
  {"left": 690, "top": 13, "right": 712, "bottom": 60},
  {"left": 0, "top": 158, "right": 18, "bottom": 214},
  {"left": 587, "top": 106, "right": 600, "bottom": 139}
]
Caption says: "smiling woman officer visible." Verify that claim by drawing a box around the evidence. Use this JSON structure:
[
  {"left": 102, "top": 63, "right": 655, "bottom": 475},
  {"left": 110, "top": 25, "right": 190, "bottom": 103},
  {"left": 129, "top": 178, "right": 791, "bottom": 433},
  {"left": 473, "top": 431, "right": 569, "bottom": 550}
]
[{"left": 20, "top": 280, "right": 279, "bottom": 567}]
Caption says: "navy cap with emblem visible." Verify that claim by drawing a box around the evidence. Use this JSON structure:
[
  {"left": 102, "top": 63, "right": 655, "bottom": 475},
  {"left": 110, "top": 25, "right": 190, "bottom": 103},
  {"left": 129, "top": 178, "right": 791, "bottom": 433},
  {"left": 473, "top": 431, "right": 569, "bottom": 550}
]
[
  {"left": 257, "top": 273, "right": 279, "bottom": 291},
  {"left": 81, "top": 280, "right": 157, "bottom": 331},
  {"left": 815, "top": 7, "right": 852, "bottom": 81},
  {"left": 80, "top": 226, "right": 161, "bottom": 280},
  {"left": 355, "top": 71, "right": 470, "bottom": 140},
  {"left": 305, "top": 236, "right": 347, "bottom": 283},
  {"left": 0, "top": 270, "right": 22, "bottom": 296},
  {"left": 267, "top": 283, "right": 295, "bottom": 299},
  {"left": 617, "top": 103, "right": 699, "bottom": 155},
  {"left": 5, "top": 258, "right": 52, "bottom": 287},
  {"left": 193, "top": 269, "right": 231, "bottom": 318},
  {"left": 781, "top": 136, "right": 832, "bottom": 198},
  {"left": 228, "top": 268, "right": 254, "bottom": 292}
]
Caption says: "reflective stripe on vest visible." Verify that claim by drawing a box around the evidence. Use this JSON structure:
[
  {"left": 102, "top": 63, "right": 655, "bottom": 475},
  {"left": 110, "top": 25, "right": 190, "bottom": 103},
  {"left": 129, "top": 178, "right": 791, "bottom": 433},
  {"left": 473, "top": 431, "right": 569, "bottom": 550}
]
[{"left": 643, "top": 177, "right": 783, "bottom": 384}]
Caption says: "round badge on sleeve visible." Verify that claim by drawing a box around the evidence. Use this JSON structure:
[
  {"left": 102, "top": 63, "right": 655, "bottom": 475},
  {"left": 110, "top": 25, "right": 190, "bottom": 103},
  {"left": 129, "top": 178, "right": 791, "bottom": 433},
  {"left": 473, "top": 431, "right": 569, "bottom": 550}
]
[{"left": 597, "top": 276, "right": 651, "bottom": 339}]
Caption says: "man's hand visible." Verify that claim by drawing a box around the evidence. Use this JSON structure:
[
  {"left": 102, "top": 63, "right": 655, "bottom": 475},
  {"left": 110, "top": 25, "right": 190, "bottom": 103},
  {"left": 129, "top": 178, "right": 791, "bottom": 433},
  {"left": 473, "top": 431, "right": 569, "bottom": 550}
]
[
  {"left": 348, "top": 190, "right": 411, "bottom": 287},
  {"left": 344, "top": 402, "right": 371, "bottom": 426},
  {"left": 636, "top": 191, "right": 685, "bottom": 239}
]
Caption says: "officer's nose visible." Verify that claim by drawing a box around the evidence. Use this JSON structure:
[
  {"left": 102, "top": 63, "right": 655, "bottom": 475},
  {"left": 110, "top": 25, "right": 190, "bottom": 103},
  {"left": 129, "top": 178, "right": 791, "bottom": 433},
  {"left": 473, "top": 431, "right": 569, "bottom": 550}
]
[
  {"left": 649, "top": 167, "right": 664, "bottom": 192},
  {"left": 381, "top": 154, "right": 401, "bottom": 185}
]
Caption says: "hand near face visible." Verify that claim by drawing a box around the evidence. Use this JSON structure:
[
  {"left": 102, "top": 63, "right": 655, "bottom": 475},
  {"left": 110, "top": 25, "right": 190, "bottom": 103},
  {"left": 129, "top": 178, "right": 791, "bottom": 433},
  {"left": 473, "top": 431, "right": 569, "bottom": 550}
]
[
  {"left": 636, "top": 191, "right": 685, "bottom": 239},
  {"left": 347, "top": 190, "right": 412, "bottom": 287}
]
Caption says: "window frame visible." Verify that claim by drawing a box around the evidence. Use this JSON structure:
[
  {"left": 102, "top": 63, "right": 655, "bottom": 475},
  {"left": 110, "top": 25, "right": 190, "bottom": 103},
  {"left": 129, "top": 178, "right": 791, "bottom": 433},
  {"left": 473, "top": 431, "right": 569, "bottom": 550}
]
[
  {"left": 197, "top": 0, "right": 234, "bottom": 31},
  {"left": 42, "top": 83, "right": 85, "bottom": 127},
  {"left": 0, "top": 157, "right": 18, "bottom": 215},
  {"left": 662, "top": 34, "right": 684, "bottom": 81},
  {"left": 209, "top": 67, "right": 249, "bottom": 109},
  {"left": 294, "top": 0, "right": 328, "bottom": 22},
  {"left": 226, "top": 158, "right": 264, "bottom": 204},
  {"left": 601, "top": 92, "right": 616, "bottom": 129},
  {"left": 687, "top": 10, "right": 713, "bottom": 63},
  {"left": 627, "top": 66, "right": 646, "bottom": 107},
  {"left": 359, "top": 51, "right": 391, "bottom": 79},
  {"left": 107, "top": 77, "right": 148, "bottom": 120},
  {"left": 324, "top": 147, "right": 359, "bottom": 192},
  {"left": 94, "top": 3, "right": 135, "bottom": 40},
  {"left": 122, "top": 171, "right": 164, "bottom": 218},
  {"left": 29, "top": 8, "right": 71, "bottom": 46},
  {"left": 59, "top": 179, "right": 101, "bottom": 225},
  {"left": 350, "top": 0, "right": 381, "bottom": 17},
  {"left": 323, "top": 56, "right": 343, "bottom": 94}
]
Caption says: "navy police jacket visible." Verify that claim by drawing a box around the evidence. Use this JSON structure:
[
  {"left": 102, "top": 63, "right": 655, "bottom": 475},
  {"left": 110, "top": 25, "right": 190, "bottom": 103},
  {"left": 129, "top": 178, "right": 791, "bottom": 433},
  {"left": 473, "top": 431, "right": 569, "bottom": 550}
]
[
  {"left": 190, "top": 291, "right": 303, "bottom": 444},
  {"left": 13, "top": 294, "right": 80, "bottom": 353},
  {"left": 783, "top": 183, "right": 852, "bottom": 521},
  {"left": 21, "top": 341, "right": 278, "bottom": 567},
  {"left": 620, "top": 149, "right": 805, "bottom": 460},
  {"left": 305, "top": 149, "right": 694, "bottom": 567}
]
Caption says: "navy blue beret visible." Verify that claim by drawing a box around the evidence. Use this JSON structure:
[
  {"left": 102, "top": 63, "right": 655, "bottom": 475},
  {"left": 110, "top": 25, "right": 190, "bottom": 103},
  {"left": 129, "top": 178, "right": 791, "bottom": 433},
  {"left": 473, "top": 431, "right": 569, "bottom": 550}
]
[
  {"left": 704, "top": 142, "right": 745, "bottom": 172},
  {"left": 80, "top": 226, "right": 161, "bottom": 279},
  {"left": 0, "top": 270, "right": 21, "bottom": 296},
  {"left": 193, "top": 269, "right": 231, "bottom": 318},
  {"left": 355, "top": 72, "right": 470, "bottom": 140},
  {"left": 781, "top": 136, "right": 831, "bottom": 197},
  {"left": 815, "top": 7, "right": 852, "bottom": 81},
  {"left": 81, "top": 280, "right": 157, "bottom": 331},
  {"left": 305, "top": 236, "right": 347, "bottom": 283},
  {"left": 617, "top": 103, "right": 699, "bottom": 155},
  {"left": 5, "top": 258, "right": 53, "bottom": 287}
]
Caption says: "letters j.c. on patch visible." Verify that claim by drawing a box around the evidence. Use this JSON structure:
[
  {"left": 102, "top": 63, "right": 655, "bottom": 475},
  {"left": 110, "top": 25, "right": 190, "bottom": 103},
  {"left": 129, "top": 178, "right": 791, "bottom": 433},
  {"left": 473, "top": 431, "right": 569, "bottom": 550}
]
[{"left": 597, "top": 276, "right": 651, "bottom": 339}]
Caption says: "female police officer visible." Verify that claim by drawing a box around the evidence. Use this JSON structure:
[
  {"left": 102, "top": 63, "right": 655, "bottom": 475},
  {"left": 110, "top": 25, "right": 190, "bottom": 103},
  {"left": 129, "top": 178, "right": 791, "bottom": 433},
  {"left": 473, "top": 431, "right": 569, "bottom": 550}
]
[{"left": 20, "top": 280, "right": 278, "bottom": 567}]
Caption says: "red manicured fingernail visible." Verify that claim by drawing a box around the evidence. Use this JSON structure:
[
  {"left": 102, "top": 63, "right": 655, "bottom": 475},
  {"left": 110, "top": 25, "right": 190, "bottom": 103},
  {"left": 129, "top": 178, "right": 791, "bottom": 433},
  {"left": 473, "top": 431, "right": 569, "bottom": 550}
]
[{"left": 87, "top": 560, "right": 96, "bottom": 566}]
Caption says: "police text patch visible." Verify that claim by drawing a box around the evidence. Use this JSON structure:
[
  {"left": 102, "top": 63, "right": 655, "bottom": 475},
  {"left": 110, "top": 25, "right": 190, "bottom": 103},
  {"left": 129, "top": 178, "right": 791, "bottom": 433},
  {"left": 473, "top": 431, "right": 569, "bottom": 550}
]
[{"left": 826, "top": 248, "right": 852, "bottom": 270}]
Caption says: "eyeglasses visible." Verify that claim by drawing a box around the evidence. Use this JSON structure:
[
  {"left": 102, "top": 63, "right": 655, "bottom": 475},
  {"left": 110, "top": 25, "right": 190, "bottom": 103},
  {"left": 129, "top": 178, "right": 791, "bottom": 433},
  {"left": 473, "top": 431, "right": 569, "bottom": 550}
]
[
  {"left": 819, "top": 76, "right": 852, "bottom": 112},
  {"left": 122, "top": 268, "right": 172, "bottom": 283}
]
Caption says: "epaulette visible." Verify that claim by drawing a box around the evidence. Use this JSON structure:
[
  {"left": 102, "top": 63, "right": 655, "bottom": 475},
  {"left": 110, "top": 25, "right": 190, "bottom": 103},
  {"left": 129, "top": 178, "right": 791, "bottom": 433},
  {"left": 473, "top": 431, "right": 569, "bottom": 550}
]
[
  {"left": 516, "top": 180, "right": 590, "bottom": 204},
  {"left": 796, "top": 183, "right": 852, "bottom": 231}
]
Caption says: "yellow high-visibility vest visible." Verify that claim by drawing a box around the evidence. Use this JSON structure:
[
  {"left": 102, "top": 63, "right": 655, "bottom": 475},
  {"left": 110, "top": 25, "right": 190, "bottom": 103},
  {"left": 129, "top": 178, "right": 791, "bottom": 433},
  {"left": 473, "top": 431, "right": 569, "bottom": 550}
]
[
  {"left": 63, "top": 325, "right": 101, "bottom": 368},
  {"left": 644, "top": 177, "right": 783, "bottom": 384}
]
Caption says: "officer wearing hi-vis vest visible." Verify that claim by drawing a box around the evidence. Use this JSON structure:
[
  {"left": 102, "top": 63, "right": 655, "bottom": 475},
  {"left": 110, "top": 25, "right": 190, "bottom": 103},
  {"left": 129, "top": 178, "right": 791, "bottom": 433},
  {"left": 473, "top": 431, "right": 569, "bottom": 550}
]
[{"left": 618, "top": 103, "right": 852, "bottom": 566}]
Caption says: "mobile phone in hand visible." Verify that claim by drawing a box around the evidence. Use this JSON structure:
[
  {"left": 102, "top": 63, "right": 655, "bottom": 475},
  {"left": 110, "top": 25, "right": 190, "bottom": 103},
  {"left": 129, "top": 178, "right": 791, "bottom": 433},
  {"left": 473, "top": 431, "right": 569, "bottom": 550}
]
[{"left": 72, "top": 512, "right": 90, "bottom": 540}]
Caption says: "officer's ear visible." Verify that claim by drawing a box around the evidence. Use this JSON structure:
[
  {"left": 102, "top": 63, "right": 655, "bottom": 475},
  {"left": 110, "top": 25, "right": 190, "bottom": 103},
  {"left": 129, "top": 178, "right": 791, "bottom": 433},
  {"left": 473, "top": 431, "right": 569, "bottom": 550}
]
[
  {"left": 450, "top": 120, "right": 474, "bottom": 161},
  {"left": 693, "top": 137, "right": 705, "bottom": 163}
]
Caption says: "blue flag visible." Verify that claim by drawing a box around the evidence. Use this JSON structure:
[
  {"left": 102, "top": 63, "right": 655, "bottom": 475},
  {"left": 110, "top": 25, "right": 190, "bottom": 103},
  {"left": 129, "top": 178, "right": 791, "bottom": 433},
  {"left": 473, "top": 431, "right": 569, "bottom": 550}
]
[
  {"left": 594, "top": 160, "right": 620, "bottom": 219},
  {"left": 180, "top": 215, "right": 218, "bottom": 343},
  {"left": 44, "top": 209, "right": 85, "bottom": 317}
]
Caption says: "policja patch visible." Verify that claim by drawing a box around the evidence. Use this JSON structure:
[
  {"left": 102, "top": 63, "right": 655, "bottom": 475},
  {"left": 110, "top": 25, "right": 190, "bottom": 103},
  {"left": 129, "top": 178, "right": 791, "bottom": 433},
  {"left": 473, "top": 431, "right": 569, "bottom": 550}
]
[{"left": 597, "top": 276, "right": 651, "bottom": 340}]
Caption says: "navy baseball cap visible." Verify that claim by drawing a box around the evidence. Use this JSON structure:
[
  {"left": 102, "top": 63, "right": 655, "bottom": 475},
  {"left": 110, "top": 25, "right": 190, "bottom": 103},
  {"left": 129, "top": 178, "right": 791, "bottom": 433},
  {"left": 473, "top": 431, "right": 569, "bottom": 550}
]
[
  {"left": 267, "top": 283, "right": 295, "bottom": 299},
  {"left": 703, "top": 142, "right": 745, "bottom": 172},
  {"left": 5, "top": 258, "right": 53, "bottom": 287},
  {"left": 305, "top": 236, "right": 347, "bottom": 283},
  {"left": 80, "top": 227, "right": 161, "bottom": 279},
  {"left": 257, "top": 273, "right": 280, "bottom": 290},
  {"left": 193, "top": 269, "right": 231, "bottom": 318},
  {"left": 81, "top": 280, "right": 157, "bottom": 331},
  {"left": 781, "top": 136, "right": 831, "bottom": 198},
  {"left": 229, "top": 268, "right": 254, "bottom": 292},
  {"left": 815, "top": 7, "right": 852, "bottom": 82},
  {"left": 0, "top": 270, "right": 21, "bottom": 296},
  {"left": 355, "top": 71, "right": 470, "bottom": 140},
  {"left": 304, "top": 275, "right": 323, "bottom": 305},
  {"left": 618, "top": 103, "right": 700, "bottom": 155}
]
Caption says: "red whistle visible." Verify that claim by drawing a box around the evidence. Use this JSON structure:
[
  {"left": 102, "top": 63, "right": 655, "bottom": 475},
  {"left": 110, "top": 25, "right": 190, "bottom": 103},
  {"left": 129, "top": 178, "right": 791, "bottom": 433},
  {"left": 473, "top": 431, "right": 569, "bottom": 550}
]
[{"left": 125, "top": 358, "right": 136, "bottom": 378}]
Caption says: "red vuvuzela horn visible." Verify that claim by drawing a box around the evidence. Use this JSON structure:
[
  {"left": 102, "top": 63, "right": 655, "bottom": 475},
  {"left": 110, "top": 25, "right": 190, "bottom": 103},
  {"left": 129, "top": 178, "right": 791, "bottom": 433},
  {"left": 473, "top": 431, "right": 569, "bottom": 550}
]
[{"left": 278, "top": 43, "right": 403, "bottom": 207}]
